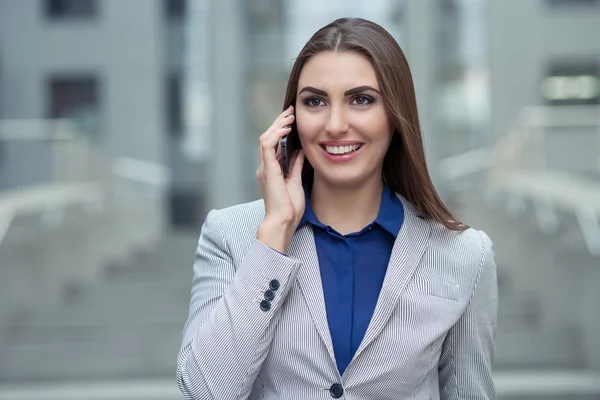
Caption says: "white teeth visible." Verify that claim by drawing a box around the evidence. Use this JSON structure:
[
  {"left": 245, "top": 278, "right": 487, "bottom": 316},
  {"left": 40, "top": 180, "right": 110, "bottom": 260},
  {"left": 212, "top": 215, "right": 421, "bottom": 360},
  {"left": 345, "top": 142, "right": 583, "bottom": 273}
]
[{"left": 324, "top": 144, "right": 361, "bottom": 155}]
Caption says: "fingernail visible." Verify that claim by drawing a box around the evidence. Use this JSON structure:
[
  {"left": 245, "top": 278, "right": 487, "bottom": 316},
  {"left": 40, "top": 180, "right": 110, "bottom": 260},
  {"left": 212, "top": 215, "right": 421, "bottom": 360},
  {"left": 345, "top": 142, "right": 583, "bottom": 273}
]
[{"left": 284, "top": 125, "right": 291, "bottom": 129}]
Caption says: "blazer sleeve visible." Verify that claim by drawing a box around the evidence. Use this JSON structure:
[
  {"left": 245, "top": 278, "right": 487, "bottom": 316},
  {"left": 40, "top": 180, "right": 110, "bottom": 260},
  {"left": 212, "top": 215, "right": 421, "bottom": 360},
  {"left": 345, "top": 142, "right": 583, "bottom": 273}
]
[
  {"left": 176, "top": 209, "right": 302, "bottom": 400},
  {"left": 438, "top": 230, "right": 498, "bottom": 400}
]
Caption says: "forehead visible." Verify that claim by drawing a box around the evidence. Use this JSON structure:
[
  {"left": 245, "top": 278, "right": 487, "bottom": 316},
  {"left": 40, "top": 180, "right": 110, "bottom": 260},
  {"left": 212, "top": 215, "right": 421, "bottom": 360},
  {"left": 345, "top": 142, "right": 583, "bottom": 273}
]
[{"left": 298, "top": 51, "right": 379, "bottom": 91}]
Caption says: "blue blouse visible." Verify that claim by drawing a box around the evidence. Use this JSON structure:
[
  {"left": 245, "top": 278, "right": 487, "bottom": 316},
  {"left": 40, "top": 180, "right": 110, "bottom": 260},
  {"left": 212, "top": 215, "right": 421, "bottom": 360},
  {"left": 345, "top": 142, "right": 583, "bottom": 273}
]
[{"left": 297, "top": 186, "right": 404, "bottom": 374}]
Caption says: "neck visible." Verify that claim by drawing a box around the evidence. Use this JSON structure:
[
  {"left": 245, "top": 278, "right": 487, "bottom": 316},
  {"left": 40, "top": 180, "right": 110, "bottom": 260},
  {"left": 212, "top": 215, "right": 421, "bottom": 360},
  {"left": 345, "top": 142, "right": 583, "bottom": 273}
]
[{"left": 310, "top": 175, "right": 384, "bottom": 235}]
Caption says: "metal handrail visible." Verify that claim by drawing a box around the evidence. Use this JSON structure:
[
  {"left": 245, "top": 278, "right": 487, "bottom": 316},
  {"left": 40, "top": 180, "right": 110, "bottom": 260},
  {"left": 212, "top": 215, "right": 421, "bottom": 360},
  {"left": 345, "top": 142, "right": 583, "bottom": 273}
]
[
  {"left": 0, "top": 118, "right": 76, "bottom": 140},
  {"left": 0, "top": 118, "right": 171, "bottom": 248},
  {"left": 439, "top": 105, "right": 600, "bottom": 256},
  {"left": 0, "top": 118, "right": 96, "bottom": 246},
  {"left": 0, "top": 204, "right": 15, "bottom": 248}
]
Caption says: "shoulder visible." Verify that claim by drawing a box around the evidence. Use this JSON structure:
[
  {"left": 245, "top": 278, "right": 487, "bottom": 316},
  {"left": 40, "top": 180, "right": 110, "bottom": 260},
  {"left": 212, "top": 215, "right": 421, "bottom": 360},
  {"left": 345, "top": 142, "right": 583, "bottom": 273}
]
[
  {"left": 201, "top": 199, "right": 266, "bottom": 250},
  {"left": 399, "top": 194, "right": 493, "bottom": 266},
  {"left": 209, "top": 199, "right": 265, "bottom": 224},
  {"left": 430, "top": 222, "right": 493, "bottom": 261},
  {"left": 426, "top": 218, "right": 495, "bottom": 287}
]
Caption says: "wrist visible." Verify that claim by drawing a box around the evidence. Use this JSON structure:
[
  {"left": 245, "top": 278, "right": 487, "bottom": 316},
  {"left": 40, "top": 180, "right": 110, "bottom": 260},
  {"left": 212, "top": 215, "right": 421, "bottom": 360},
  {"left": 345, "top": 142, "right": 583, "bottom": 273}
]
[{"left": 257, "top": 218, "right": 296, "bottom": 254}]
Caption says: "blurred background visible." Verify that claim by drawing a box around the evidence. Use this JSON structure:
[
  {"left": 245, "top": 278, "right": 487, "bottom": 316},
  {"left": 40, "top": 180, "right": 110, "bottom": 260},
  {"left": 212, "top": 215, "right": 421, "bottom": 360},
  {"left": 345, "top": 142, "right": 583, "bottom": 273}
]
[{"left": 0, "top": 0, "right": 599, "bottom": 399}]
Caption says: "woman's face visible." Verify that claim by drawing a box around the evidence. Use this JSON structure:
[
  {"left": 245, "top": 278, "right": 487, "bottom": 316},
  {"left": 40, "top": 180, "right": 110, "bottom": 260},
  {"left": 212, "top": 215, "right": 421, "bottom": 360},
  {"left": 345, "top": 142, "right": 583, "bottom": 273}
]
[{"left": 295, "top": 50, "right": 393, "bottom": 189}]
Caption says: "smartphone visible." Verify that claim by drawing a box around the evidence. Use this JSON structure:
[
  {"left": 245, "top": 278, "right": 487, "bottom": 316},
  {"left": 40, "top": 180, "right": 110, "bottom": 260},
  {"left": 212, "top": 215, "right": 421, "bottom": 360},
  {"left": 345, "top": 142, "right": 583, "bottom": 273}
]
[
  {"left": 280, "top": 135, "right": 291, "bottom": 179},
  {"left": 280, "top": 113, "right": 301, "bottom": 178}
]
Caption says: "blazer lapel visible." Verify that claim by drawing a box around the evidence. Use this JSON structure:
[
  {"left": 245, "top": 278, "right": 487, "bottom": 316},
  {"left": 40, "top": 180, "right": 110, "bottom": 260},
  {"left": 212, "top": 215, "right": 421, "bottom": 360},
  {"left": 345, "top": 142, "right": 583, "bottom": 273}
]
[
  {"left": 287, "top": 224, "right": 336, "bottom": 364},
  {"left": 351, "top": 198, "right": 432, "bottom": 362}
]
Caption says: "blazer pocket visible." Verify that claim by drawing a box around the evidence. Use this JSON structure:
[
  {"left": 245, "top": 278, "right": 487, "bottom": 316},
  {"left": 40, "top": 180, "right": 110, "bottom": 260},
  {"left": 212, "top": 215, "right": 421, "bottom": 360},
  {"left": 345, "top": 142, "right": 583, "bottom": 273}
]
[{"left": 410, "top": 278, "right": 460, "bottom": 302}]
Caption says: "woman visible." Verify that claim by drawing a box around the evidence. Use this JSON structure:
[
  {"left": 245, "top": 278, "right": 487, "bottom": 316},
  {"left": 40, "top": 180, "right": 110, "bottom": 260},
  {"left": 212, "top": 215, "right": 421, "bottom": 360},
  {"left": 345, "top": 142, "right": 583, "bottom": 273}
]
[{"left": 177, "top": 17, "right": 497, "bottom": 400}]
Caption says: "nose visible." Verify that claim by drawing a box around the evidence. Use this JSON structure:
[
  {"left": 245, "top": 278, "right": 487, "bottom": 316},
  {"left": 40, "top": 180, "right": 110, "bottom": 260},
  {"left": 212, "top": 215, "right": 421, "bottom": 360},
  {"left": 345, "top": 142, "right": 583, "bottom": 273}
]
[{"left": 324, "top": 106, "right": 349, "bottom": 136}]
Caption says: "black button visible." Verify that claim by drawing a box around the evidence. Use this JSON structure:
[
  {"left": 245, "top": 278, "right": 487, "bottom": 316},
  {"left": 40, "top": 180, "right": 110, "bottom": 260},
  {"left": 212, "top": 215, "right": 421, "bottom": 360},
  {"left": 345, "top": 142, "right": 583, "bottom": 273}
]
[
  {"left": 259, "top": 300, "right": 271, "bottom": 311},
  {"left": 264, "top": 289, "right": 275, "bottom": 301},
  {"left": 329, "top": 383, "right": 343, "bottom": 398},
  {"left": 269, "top": 279, "right": 280, "bottom": 291}
]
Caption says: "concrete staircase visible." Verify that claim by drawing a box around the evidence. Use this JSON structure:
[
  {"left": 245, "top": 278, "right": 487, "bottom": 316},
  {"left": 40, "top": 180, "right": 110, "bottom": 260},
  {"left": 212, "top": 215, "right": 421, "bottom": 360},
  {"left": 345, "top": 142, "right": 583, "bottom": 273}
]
[
  {"left": 1, "top": 189, "right": 599, "bottom": 399},
  {"left": 0, "top": 230, "right": 197, "bottom": 384}
]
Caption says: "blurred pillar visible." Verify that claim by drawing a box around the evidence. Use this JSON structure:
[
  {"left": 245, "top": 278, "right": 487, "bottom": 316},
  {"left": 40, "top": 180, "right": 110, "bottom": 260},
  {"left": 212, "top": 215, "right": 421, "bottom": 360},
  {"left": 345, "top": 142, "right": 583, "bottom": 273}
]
[
  {"left": 404, "top": 0, "right": 443, "bottom": 195},
  {"left": 207, "top": 0, "right": 247, "bottom": 210}
]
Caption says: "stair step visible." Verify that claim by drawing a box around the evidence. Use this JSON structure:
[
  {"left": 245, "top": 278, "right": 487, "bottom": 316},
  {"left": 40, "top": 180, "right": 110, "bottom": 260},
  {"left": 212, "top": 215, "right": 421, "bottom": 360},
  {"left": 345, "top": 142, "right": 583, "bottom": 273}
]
[
  {"left": 12, "top": 301, "right": 188, "bottom": 330},
  {"left": 0, "top": 379, "right": 182, "bottom": 400},
  {"left": 79, "top": 277, "right": 191, "bottom": 295},
  {"left": 494, "top": 327, "right": 585, "bottom": 368},
  {"left": 5, "top": 315, "right": 186, "bottom": 342},
  {"left": 4, "top": 321, "right": 183, "bottom": 346},
  {"left": 103, "top": 268, "right": 192, "bottom": 286},
  {"left": 72, "top": 288, "right": 191, "bottom": 310},
  {"left": 0, "top": 335, "right": 180, "bottom": 382},
  {"left": 494, "top": 369, "right": 600, "bottom": 400},
  {"left": 497, "top": 292, "right": 542, "bottom": 331}
]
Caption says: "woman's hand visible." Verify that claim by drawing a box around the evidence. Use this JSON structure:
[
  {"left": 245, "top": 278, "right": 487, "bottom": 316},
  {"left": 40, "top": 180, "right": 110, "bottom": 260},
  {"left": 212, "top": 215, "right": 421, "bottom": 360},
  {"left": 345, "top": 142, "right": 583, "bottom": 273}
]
[{"left": 255, "top": 105, "right": 305, "bottom": 253}]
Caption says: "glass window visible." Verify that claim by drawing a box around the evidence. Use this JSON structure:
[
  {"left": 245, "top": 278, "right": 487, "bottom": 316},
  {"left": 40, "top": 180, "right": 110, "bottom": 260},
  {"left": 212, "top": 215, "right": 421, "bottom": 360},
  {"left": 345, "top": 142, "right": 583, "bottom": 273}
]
[
  {"left": 48, "top": 75, "right": 101, "bottom": 137},
  {"left": 165, "top": 0, "right": 186, "bottom": 20},
  {"left": 541, "top": 60, "right": 600, "bottom": 105},
  {"left": 545, "top": 0, "right": 599, "bottom": 8},
  {"left": 166, "top": 73, "right": 183, "bottom": 136},
  {"left": 45, "top": 0, "right": 97, "bottom": 18}
]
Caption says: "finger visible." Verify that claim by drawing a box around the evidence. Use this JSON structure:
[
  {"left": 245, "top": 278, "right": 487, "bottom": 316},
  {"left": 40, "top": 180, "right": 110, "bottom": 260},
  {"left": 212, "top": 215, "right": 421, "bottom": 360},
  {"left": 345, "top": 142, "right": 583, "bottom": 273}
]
[
  {"left": 260, "top": 108, "right": 294, "bottom": 141},
  {"left": 272, "top": 107, "right": 295, "bottom": 130},
  {"left": 258, "top": 106, "right": 294, "bottom": 176},
  {"left": 262, "top": 126, "right": 292, "bottom": 151},
  {"left": 280, "top": 105, "right": 294, "bottom": 118},
  {"left": 264, "top": 106, "right": 292, "bottom": 132},
  {"left": 260, "top": 126, "right": 292, "bottom": 167},
  {"left": 288, "top": 149, "right": 305, "bottom": 182}
]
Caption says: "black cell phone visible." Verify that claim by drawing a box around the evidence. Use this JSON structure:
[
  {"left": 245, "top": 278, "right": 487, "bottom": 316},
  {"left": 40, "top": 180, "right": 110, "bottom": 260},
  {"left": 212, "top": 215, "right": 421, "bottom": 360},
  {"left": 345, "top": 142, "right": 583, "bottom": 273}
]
[
  {"left": 280, "top": 135, "right": 291, "bottom": 179},
  {"left": 280, "top": 113, "right": 301, "bottom": 178}
]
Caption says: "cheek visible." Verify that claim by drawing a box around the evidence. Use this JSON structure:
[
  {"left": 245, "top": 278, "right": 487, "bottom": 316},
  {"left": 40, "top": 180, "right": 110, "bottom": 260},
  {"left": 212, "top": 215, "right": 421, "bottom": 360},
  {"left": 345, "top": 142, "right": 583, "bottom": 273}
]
[
  {"left": 353, "top": 108, "right": 392, "bottom": 140},
  {"left": 375, "top": 119, "right": 394, "bottom": 149},
  {"left": 295, "top": 112, "right": 321, "bottom": 143},
  {"left": 372, "top": 113, "right": 393, "bottom": 140}
]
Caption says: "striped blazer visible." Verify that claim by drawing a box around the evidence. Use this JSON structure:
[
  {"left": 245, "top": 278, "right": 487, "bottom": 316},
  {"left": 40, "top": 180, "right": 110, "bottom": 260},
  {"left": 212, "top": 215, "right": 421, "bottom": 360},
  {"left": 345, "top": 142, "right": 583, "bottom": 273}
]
[{"left": 177, "top": 195, "right": 498, "bottom": 400}]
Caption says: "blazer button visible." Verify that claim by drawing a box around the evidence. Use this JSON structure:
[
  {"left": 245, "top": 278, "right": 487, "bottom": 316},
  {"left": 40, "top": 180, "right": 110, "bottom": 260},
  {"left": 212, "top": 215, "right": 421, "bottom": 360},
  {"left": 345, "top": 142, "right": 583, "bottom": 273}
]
[
  {"left": 264, "top": 289, "right": 275, "bottom": 301},
  {"left": 269, "top": 279, "right": 280, "bottom": 291},
  {"left": 329, "top": 383, "right": 343, "bottom": 398},
  {"left": 259, "top": 300, "right": 271, "bottom": 312}
]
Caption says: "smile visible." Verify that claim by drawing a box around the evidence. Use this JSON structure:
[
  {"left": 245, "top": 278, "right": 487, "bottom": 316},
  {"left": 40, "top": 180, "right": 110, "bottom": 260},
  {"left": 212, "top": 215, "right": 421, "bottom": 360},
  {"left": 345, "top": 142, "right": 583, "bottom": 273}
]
[
  {"left": 322, "top": 144, "right": 362, "bottom": 155},
  {"left": 319, "top": 143, "right": 364, "bottom": 163}
]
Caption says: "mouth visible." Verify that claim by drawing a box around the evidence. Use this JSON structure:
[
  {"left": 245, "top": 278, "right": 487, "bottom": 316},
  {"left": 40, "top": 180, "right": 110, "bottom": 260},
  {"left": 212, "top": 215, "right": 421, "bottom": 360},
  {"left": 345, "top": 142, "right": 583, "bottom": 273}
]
[{"left": 320, "top": 143, "right": 362, "bottom": 155}]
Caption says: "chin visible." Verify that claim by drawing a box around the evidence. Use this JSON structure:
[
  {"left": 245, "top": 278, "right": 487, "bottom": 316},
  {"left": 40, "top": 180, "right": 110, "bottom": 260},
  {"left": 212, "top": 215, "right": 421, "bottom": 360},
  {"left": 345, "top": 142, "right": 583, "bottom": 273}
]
[{"left": 312, "top": 167, "right": 378, "bottom": 189}]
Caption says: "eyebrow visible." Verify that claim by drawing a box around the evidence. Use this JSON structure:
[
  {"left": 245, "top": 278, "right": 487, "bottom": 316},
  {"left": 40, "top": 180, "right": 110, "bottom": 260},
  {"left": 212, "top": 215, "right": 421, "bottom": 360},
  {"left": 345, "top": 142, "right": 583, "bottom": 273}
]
[{"left": 298, "top": 85, "right": 380, "bottom": 97}]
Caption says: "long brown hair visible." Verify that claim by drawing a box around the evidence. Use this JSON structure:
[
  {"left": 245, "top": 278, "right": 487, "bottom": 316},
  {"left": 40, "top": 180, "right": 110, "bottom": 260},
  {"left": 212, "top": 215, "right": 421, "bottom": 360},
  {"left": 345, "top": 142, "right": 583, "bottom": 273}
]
[{"left": 283, "top": 17, "right": 466, "bottom": 231}]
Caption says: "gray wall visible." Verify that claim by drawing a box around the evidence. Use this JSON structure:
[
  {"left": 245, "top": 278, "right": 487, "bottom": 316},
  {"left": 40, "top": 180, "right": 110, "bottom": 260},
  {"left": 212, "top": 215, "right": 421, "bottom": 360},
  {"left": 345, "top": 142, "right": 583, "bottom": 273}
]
[
  {"left": 0, "top": 0, "right": 166, "bottom": 165},
  {"left": 487, "top": 0, "right": 600, "bottom": 142}
]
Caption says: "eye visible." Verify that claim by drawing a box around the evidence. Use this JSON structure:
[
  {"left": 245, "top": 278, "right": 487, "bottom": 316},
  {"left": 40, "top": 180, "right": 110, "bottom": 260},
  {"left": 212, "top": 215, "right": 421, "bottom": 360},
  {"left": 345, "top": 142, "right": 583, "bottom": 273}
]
[
  {"left": 304, "top": 97, "right": 325, "bottom": 107},
  {"left": 352, "top": 95, "right": 374, "bottom": 106}
]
